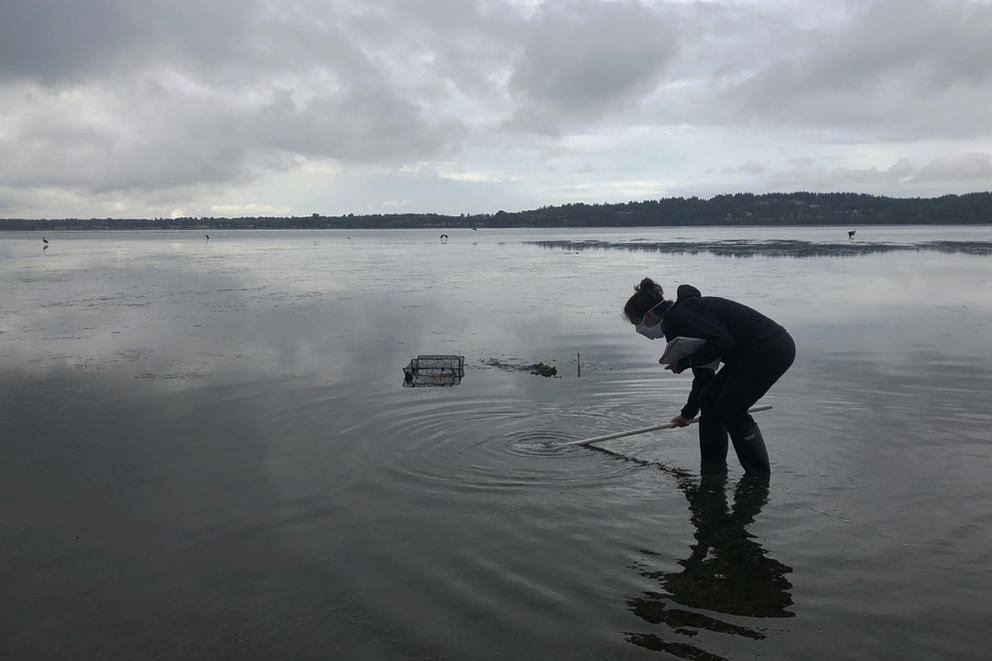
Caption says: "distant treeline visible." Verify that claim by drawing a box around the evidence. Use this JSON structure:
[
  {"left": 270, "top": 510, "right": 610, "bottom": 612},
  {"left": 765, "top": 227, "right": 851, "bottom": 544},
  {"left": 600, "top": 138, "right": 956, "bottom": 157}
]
[{"left": 3, "top": 192, "right": 992, "bottom": 230}]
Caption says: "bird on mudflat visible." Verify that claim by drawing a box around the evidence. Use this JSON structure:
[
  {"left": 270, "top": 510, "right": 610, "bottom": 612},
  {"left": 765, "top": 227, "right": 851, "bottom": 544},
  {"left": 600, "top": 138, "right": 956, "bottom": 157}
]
[{"left": 848, "top": 230, "right": 856, "bottom": 239}]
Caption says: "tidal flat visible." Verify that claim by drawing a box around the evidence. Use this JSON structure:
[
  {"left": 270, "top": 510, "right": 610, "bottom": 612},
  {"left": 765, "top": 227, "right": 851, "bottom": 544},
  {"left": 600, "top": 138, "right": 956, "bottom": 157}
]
[{"left": 2, "top": 226, "right": 991, "bottom": 659}]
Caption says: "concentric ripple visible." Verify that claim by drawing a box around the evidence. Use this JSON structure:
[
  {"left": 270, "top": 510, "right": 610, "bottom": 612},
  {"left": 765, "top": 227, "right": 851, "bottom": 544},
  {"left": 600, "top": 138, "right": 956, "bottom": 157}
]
[
  {"left": 337, "top": 388, "right": 657, "bottom": 498},
  {"left": 503, "top": 428, "right": 576, "bottom": 456}
]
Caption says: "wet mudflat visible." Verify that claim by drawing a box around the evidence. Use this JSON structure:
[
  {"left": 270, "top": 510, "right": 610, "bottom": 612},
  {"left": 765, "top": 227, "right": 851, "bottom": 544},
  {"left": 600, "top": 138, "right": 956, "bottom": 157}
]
[{"left": 2, "top": 226, "right": 991, "bottom": 659}]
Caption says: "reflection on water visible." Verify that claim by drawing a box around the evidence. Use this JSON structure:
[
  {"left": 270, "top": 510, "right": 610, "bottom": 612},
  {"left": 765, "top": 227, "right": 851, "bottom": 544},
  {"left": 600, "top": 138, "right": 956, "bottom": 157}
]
[
  {"left": 625, "top": 472, "right": 793, "bottom": 659},
  {"left": 1, "top": 227, "right": 991, "bottom": 659}
]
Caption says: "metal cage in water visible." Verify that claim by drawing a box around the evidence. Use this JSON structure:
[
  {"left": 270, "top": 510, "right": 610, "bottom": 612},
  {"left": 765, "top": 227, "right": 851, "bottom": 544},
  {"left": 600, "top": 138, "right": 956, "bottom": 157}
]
[{"left": 402, "top": 355, "right": 465, "bottom": 387}]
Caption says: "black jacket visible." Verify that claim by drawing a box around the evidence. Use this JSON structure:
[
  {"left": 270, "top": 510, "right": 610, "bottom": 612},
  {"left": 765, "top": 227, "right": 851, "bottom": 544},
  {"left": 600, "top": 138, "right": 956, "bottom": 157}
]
[{"left": 661, "top": 284, "right": 787, "bottom": 418}]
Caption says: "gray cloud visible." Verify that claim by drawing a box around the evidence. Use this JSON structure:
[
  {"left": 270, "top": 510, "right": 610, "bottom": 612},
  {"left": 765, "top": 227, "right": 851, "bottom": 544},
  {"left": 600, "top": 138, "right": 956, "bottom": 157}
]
[
  {"left": 910, "top": 153, "right": 992, "bottom": 183},
  {"left": 0, "top": 0, "right": 268, "bottom": 83},
  {"left": 762, "top": 152, "right": 992, "bottom": 193},
  {"left": 2, "top": 90, "right": 248, "bottom": 192},
  {"left": 722, "top": 161, "right": 768, "bottom": 175},
  {"left": 0, "top": 0, "right": 990, "bottom": 217},
  {"left": 681, "top": 0, "right": 992, "bottom": 139},
  {"left": 0, "top": 0, "right": 473, "bottom": 193},
  {"left": 251, "top": 86, "right": 464, "bottom": 164},
  {"left": 0, "top": 83, "right": 461, "bottom": 193},
  {"left": 509, "top": 0, "right": 677, "bottom": 131}
]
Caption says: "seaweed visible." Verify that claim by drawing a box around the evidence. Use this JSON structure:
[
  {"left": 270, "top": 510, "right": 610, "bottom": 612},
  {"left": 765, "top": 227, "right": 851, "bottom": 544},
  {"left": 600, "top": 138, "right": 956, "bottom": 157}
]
[{"left": 485, "top": 358, "right": 559, "bottom": 377}]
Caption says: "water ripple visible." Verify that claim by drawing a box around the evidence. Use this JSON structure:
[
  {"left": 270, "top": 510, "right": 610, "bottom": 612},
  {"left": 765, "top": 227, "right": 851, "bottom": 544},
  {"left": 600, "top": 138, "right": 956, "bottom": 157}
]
[{"left": 339, "top": 392, "right": 653, "bottom": 497}]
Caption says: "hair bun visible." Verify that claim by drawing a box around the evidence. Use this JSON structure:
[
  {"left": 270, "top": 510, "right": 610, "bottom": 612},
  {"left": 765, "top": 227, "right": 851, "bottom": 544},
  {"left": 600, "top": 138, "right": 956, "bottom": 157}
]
[
  {"left": 635, "top": 277, "right": 663, "bottom": 297},
  {"left": 624, "top": 277, "right": 665, "bottom": 323}
]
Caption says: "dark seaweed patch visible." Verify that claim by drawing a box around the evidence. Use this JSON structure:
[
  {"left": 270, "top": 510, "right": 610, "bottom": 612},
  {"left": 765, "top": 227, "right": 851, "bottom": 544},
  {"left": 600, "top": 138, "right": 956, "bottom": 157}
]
[{"left": 527, "top": 239, "right": 992, "bottom": 258}]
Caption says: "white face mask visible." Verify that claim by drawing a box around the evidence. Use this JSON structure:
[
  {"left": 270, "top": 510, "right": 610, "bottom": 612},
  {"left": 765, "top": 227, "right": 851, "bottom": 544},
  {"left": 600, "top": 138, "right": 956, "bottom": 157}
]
[
  {"left": 635, "top": 319, "right": 665, "bottom": 340},
  {"left": 635, "top": 301, "right": 666, "bottom": 340}
]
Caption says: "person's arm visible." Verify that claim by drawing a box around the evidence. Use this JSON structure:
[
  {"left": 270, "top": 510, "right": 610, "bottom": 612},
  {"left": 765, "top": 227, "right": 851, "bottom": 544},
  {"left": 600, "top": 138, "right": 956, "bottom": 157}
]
[
  {"left": 671, "top": 305, "right": 733, "bottom": 371},
  {"left": 680, "top": 366, "right": 716, "bottom": 419}
]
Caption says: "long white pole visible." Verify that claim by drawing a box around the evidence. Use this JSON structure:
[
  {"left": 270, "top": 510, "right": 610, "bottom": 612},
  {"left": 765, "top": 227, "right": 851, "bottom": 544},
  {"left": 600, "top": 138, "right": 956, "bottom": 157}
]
[{"left": 553, "top": 405, "right": 773, "bottom": 448}]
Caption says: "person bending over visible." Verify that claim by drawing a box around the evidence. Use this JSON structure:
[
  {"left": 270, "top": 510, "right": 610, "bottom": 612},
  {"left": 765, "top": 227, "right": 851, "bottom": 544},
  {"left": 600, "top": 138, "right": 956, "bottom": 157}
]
[{"left": 623, "top": 278, "right": 795, "bottom": 475}]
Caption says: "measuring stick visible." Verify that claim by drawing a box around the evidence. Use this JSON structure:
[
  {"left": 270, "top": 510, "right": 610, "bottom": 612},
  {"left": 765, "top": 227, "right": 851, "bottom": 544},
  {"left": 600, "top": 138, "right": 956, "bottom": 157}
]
[{"left": 554, "top": 405, "right": 773, "bottom": 448}]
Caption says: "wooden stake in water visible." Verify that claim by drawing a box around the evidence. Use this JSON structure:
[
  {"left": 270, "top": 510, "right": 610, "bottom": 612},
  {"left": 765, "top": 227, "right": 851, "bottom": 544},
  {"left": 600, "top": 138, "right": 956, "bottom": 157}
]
[
  {"left": 554, "top": 405, "right": 773, "bottom": 448},
  {"left": 577, "top": 352, "right": 581, "bottom": 378}
]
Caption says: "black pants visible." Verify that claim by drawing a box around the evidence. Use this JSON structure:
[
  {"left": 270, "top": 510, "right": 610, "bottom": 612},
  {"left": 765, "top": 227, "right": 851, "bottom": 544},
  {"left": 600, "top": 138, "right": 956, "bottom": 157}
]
[{"left": 698, "top": 331, "right": 796, "bottom": 436}]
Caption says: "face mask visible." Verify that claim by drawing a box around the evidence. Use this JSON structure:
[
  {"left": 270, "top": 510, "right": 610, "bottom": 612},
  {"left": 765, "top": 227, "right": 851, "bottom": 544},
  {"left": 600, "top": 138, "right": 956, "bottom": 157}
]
[
  {"left": 634, "top": 300, "right": 666, "bottom": 340},
  {"left": 635, "top": 319, "right": 665, "bottom": 340}
]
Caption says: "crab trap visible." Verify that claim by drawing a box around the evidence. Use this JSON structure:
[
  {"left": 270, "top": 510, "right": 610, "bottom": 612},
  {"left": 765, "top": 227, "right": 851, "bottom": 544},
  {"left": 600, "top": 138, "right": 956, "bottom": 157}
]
[{"left": 402, "top": 354, "right": 465, "bottom": 387}]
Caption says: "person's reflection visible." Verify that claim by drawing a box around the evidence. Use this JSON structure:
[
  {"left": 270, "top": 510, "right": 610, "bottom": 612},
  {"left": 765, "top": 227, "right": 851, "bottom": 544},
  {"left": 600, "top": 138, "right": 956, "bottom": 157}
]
[{"left": 625, "top": 472, "right": 794, "bottom": 658}]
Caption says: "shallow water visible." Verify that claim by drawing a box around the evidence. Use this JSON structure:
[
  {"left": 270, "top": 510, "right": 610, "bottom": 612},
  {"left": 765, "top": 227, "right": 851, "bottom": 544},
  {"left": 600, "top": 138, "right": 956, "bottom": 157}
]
[{"left": 2, "top": 226, "right": 991, "bottom": 659}]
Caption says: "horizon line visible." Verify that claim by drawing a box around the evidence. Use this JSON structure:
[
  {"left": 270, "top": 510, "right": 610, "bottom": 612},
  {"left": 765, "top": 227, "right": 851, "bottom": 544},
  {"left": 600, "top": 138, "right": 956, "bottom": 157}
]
[{"left": 3, "top": 190, "right": 992, "bottom": 222}]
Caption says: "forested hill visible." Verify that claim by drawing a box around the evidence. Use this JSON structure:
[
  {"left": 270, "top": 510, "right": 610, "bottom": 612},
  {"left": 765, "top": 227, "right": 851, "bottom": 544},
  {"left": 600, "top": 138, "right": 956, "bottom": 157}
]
[{"left": 3, "top": 192, "right": 992, "bottom": 230}]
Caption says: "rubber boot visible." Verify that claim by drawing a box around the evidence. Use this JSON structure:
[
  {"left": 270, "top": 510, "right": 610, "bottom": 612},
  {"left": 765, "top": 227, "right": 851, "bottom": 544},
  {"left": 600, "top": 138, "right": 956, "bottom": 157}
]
[
  {"left": 698, "top": 418, "right": 729, "bottom": 475},
  {"left": 730, "top": 421, "right": 770, "bottom": 476}
]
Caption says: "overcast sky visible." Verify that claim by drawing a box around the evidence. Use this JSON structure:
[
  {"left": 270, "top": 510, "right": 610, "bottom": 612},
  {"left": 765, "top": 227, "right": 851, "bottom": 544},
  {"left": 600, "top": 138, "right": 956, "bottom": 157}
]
[{"left": 1, "top": 0, "right": 991, "bottom": 218}]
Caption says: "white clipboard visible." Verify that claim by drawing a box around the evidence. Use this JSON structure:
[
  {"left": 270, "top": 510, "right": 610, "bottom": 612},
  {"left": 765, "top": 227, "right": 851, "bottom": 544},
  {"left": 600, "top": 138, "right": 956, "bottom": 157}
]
[{"left": 658, "top": 336, "right": 707, "bottom": 366}]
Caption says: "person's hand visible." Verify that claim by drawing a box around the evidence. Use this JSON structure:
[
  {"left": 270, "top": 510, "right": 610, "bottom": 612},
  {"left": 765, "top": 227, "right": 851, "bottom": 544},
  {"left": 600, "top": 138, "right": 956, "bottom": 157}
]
[
  {"left": 670, "top": 415, "right": 692, "bottom": 427},
  {"left": 664, "top": 362, "right": 684, "bottom": 374}
]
